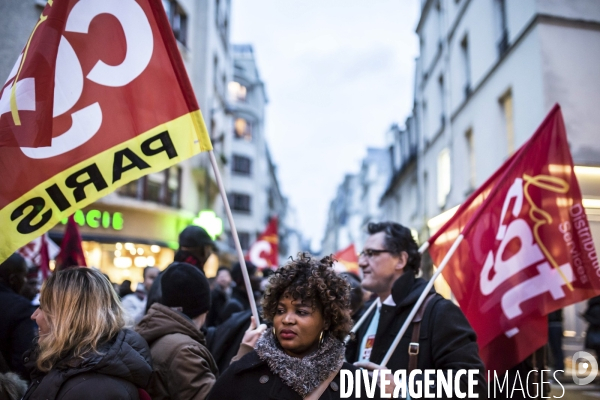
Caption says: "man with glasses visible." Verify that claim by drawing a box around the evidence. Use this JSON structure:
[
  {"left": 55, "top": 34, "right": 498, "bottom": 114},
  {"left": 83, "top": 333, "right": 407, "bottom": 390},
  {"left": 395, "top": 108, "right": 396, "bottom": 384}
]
[{"left": 346, "top": 222, "right": 485, "bottom": 398}]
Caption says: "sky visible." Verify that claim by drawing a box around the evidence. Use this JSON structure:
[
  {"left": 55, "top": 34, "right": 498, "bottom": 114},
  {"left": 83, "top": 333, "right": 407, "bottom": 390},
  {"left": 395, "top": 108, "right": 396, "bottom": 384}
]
[{"left": 230, "top": 0, "right": 420, "bottom": 250}]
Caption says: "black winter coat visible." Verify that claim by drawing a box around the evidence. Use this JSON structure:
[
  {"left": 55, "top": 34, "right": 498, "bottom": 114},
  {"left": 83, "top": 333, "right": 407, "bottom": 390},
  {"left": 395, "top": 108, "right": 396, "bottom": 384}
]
[
  {"left": 206, "top": 309, "right": 252, "bottom": 373},
  {"left": 22, "top": 329, "right": 152, "bottom": 400},
  {"left": 208, "top": 351, "right": 386, "bottom": 400},
  {"left": 0, "top": 282, "right": 36, "bottom": 378},
  {"left": 345, "top": 270, "right": 487, "bottom": 399}
]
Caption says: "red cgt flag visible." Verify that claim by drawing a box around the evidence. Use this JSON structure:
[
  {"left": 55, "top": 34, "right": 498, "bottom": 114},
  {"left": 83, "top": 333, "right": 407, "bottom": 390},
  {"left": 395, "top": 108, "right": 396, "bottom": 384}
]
[
  {"left": 0, "top": 0, "right": 212, "bottom": 265},
  {"left": 247, "top": 217, "right": 279, "bottom": 270},
  {"left": 427, "top": 105, "right": 600, "bottom": 372}
]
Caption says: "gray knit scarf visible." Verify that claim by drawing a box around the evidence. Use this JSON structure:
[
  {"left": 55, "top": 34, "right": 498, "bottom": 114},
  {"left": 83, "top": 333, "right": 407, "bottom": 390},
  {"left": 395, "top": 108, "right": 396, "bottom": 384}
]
[{"left": 255, "top": 329, "right": 345, "bottom": 398}]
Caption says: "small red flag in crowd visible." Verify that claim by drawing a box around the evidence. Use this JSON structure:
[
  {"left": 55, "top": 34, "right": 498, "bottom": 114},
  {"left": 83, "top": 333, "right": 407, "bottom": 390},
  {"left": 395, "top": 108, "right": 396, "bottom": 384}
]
[
  {"left": 17, "top": 233, "right": 60, "bottom": 279},
  {"left": 427, "top": 105, "right": 600, "bottom": 372},
  {"left": 333, "top": 244, "right": 360, "bottom": 275},
  {"left": 56, "top": 215, "right": 87, "bottom": 270},
  {"left": 247, "top": 217, "right": 279, "bottom": 270}
]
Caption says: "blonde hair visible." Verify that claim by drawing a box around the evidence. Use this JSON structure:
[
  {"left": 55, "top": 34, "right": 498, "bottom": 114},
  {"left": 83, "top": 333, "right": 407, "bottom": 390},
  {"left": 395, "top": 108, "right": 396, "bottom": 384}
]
[{"left": 37, "top": 268, "right": 125, "bottom": 372}]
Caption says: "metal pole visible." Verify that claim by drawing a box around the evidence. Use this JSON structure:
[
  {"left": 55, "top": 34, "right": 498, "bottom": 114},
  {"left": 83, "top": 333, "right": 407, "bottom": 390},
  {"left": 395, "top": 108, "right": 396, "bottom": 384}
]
[
  {"left": 380, "top": 234, "right": 464, "bottom": 367},
  {"left": 208, "top": 150, "right": 260, "bottom": 324}
]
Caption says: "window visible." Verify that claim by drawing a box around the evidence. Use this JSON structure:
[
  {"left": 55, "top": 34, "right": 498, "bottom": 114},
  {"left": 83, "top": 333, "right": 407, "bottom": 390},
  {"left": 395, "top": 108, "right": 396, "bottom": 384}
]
[
  {"left": 215, "top": 0, "right": 229, "bottom": 48},
  {"left": 230, "top": 193, "right": 251, "bottom": 212},
  {"left": 499, "top": 89, "right": 514, "bottom": 155},
  {"left": 163, "top": 0, "right": 188, "bottom": 46},
  {"left": 465, "top": 129, "right": 475, "bottom": 190},
  {"left": 438, "top": 74, "right": 445, "bottom": 130},
  {"left": 232, "top": 155, "right": 252, "bottom": 175},
  {"left": 234, "top": 118, "right": 252, "bottom": 140},
  {"left": 228, "top": 81, "right": 247, "bottom": 102},
  {"left": 229, "top": 231, "right": 250, "bottom": 250},
  {"left": 117, "top": 167, "right": 181, "bottom": 208},
  {"left": 494, "top": 0, "right": 509, "bottom": 56},
  {"left": 437, "top": 148, "right": 451, "bottom": 208},
  {"left": 460, "top": 35, "right": 471, "bottom": 98},
  {"left": 165, "top": 165, "right": 181, "bottom": 207}
]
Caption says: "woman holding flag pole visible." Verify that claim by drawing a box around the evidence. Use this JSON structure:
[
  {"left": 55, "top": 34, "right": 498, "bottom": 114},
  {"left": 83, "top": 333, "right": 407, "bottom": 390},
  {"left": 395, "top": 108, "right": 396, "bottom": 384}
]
[{"left": 208, "top": 253, "right": 384, "bottom": 400}]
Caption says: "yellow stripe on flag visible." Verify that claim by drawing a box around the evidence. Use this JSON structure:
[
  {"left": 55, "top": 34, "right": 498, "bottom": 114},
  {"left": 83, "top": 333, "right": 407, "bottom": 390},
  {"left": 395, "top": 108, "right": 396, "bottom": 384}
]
[{"left": 0, "top": 110, "right": 211, "bottom": 263}]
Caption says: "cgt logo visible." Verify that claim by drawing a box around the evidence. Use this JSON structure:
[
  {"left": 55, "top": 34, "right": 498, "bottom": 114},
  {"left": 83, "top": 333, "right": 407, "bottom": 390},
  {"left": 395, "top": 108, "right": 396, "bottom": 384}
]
[
  {"left": 479, "top": 176, "right": 575, "bottom": 338},
  {"left": 0, "top": 0, "right": 153, "bottom": 158},
  {"left": 572, "top": 351, "right": 598, "bottom": 385}
]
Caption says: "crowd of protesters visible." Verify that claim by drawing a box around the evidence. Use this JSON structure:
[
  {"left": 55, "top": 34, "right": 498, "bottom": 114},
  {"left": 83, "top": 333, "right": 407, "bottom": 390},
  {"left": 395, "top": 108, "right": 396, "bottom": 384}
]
[{"left": 4, "top": 221, "right": 596, "bottom": 399}]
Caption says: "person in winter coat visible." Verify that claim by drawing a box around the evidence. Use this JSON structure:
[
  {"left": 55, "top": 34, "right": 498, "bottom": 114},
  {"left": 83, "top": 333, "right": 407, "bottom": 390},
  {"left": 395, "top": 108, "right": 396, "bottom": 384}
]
[
  {"left": 137, "top": 262, "right": 219, "bottom": 400},
  {"left": 0, "top": 253, "right": 36, "bottom": 379},
  {"left": 208, "top": 253, "right": 386, "bottom": 400},
  {"left": 583, "top": 295, "right": 600, "bottom": 357},
  {"left": 22, "top": 267, "right": 152, "bottom": 400},
  {"left": 346, "top": 222, "right": 486, "bottom": 398},
  {"left": 145, "top": 226, "right": 215, "bottom": 313}
]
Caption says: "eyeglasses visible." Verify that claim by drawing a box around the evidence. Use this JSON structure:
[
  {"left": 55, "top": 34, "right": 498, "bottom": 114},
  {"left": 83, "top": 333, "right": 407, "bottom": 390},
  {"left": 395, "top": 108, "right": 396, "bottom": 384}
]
[{"left": 358, "top": 248, "right": 392, "bottom": 258}]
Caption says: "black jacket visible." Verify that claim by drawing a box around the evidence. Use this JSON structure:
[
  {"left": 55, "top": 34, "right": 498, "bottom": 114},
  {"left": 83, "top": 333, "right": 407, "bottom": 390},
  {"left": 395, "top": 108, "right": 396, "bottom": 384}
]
[
  {"left": 206, "top": 309, "right": 252, "bottom": 373},
  {"left": 0, "top": 282, "right": 36, "bottom": 378},
  {"left": 22, "top": 329, "right": 152, "bottom": 400},
  {"left": 208, "top": 350, "right": 385, "bottom": 400},
  {"left": 345, "top": 270, "right": 486, "bottom": 399}
]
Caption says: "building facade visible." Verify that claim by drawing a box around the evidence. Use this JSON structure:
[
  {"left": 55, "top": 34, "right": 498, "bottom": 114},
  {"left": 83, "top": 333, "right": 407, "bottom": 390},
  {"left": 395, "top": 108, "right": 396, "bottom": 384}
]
[
  {"left": 224, "top": 44, "right": 290, "bottom": 261},
  {"left": 321, "top": 147, "right": 392, "bottom": 256},
  {"left": 381, "top": 0, "right": 600, "bottom": 339}
]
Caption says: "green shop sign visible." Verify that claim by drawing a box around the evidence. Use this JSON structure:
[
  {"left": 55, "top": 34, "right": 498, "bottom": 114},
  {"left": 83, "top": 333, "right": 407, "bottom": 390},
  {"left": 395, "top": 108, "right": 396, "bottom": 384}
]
[
  {"left": 193, "top": 210, "right": 223, "bottom": 239},
  {"left": 61, "top": 210, "right": 123, "bottom": 230}
]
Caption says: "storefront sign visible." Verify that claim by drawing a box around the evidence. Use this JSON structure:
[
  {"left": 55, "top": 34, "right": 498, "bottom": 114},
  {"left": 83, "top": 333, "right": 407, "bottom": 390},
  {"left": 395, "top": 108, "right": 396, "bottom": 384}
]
[{"left": 61, "top": 209, "right": 123, "bottom": 230}]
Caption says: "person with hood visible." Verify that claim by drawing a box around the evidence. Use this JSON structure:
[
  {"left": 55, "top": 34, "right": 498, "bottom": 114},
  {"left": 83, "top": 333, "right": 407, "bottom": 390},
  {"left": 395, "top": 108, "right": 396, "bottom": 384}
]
[
  {"left": 145, "top": 225, "right": 215, "bottom": 313},
  {"left": 137, "top": 262, "right": 219, "bottom": 399},
  {"left": 22, "top": 267, "right": 152, "bottom": 400},
  {"left": 345, "top": 222, "right": 486, "bottom": 398}
]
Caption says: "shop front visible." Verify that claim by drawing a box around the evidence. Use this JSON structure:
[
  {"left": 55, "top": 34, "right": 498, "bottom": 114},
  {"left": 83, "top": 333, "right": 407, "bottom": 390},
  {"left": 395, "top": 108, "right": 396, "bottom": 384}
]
[{"left": 49, "top": 203, "right": 191, "bottom": 290}]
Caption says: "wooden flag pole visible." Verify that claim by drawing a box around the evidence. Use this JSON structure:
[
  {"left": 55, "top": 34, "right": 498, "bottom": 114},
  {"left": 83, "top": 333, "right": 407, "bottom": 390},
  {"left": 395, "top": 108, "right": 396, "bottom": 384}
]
[
  {"left": 208, "top": 150, "right": 261, "bottom": 324},
  {"left": 345, "top": 242, "right": 433, "bottom": 344},
  {"left": 379, "top": 234, "right": 464, "bottom": 367}
]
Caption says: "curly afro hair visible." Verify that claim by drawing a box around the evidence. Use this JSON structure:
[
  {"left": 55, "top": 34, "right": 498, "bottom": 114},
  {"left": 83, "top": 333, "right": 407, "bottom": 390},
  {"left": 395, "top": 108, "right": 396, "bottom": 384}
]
[{"left": 261, "top": 253, "right": 352, "bottom": 342}]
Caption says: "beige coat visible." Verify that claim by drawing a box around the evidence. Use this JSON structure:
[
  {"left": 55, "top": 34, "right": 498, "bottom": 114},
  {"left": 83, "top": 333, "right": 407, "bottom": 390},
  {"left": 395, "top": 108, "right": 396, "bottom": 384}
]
[{"left": 136, "top": 303, "right": 218, "bottom": 400}]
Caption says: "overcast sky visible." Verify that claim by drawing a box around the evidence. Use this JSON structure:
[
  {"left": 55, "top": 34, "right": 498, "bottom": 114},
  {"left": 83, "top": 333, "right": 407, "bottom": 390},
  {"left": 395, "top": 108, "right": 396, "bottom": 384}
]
[{"left": 230, "top": 0, "right": 420, "bottom": 250}]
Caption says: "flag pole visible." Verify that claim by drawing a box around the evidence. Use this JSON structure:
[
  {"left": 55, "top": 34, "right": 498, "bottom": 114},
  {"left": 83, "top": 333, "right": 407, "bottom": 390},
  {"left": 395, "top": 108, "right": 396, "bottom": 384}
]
[
  {"left": 380, "top": 234, "right": 464, "bottom": 367},
  {"left": 208, "top": 150, "right": 261, "bottom": 324},
  {"left": 345, "top": 242, "right": 433, "bottom": 344}
]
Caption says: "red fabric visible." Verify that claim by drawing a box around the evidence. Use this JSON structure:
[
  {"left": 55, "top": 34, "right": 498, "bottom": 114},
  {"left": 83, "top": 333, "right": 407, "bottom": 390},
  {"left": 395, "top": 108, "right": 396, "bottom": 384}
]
[
  {"left": 334, "top": 244, "right": 360, "bottom": 274},
  {"left": 0, "top": 0, "right": 201, "bottom": 210},
  {"left": 0, "top": 2, "right": 67, "bottom": 147},
  {"left": 247, "top": 217, "right": 278, "bottom": 270},
  {"left": 57, "top": 215, "right": 87, "bottom": 270},
  {"left": 17, "top": 233, "right": 55, "bottom": 279},
  {"left": 427, "top": 104, "right": 600, "bottom": 373},
  {"left": 138, "top": 388, "right": 152, "bottom": 400}
]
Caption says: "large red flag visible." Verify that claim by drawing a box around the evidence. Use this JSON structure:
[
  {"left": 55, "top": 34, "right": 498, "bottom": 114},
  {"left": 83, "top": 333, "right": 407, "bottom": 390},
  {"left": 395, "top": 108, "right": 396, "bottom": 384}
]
[
  {"left": 427, "top": 105, "right": 600, "bottom": 372},
  {"left": 57, "top": 215, "right": 87, "bottom": 270},
  {"left": 247, "top": 217, "right": 279, "bottom": 270},
  {"left": 0, "top": 0, "right": 212, "bottom": 265}
]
